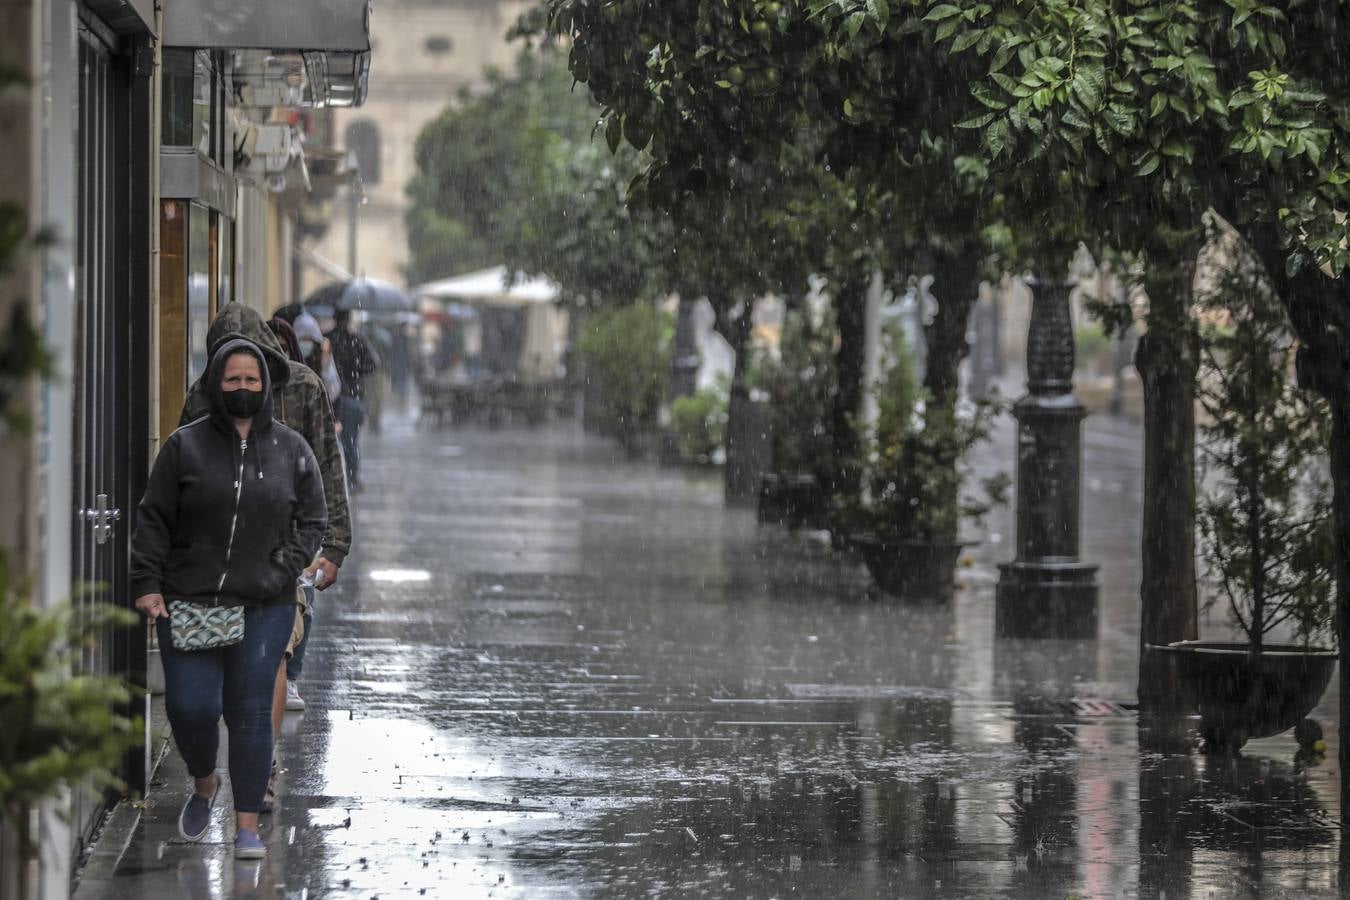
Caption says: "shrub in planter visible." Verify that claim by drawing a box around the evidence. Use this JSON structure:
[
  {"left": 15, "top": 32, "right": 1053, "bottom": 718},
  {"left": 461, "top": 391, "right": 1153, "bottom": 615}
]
[
  {"left": 1160, "top": 252, "right": 1337, "bottom": 751},
  {"left": 758, "top": 308, "right": 836, "bottom": 528},
  {"left": 576, "top": 304, "right": 672, "bottom": 454},
  {"left": 848, "top": 327, "right": 1009, "bottom": 598}
]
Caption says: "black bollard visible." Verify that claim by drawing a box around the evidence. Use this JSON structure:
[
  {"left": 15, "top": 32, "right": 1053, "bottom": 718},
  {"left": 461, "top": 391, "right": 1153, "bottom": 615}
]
[{"left": 995, "top": 277, "right": 1100, "bottom": 638}]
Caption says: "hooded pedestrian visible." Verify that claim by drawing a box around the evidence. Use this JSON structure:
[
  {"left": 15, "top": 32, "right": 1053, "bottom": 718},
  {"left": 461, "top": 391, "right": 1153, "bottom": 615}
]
[
  {"left": 131, "top": 339, "right": 326, "bottom": 859},
  {"left": 327, "top": 306, "right": 381, "bottom": 491},
  {"left": 182, "top": 305, "right": 351, "bottom": 810}
]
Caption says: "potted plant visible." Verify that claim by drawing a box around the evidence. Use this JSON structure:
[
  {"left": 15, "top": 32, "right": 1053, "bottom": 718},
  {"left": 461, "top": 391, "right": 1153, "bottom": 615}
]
[
  {"left": 0, "top": 552, "right": 141, "bottom": 892},
  {"left": 849, "top": 325, "right": 1008, "bottom": 599},
  {"left": 1151, "top": 252, "right": 1336, "bottom": 753},
  {"left": 758, "top": 307, "right": 836, "bottom": 530},
  {"left": 575, "top": 304, "right": 672, "bottom": 457},
  {"left": 670, "top": 381, "right": 728, "bottom": 465}
]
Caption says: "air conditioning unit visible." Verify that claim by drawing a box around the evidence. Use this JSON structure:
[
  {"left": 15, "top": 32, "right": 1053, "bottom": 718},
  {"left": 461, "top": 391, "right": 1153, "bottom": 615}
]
[{"left": 238, "top": 123, "right": 297, "bottom": 176}]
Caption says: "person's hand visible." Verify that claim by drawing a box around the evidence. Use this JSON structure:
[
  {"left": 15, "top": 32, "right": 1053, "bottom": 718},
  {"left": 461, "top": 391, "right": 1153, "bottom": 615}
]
[
  {"left": 135, "top": 593, "right": 169, "bottom": 619},
  {"left": 303, "top": 557, "right": 340, "bottom": 591}
]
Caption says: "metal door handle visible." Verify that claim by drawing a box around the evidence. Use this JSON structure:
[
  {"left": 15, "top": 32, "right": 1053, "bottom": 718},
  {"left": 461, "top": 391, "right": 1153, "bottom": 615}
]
[{"left": 82, "top": 493, "right": 119, "bottom": 545}]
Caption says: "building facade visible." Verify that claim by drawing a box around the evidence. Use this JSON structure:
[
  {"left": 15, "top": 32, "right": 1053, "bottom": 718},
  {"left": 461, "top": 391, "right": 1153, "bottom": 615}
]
[
  {"left": 0, "top": 2, "right": 370, "bottom": 897},
  {"left": 305, "top": 0, "right": 533, "bottom": 293}
]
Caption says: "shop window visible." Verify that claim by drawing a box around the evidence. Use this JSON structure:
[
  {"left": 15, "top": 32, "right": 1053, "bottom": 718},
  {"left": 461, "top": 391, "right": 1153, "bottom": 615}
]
[
  {"left": 162, "top": 49, "right": 227, "bottom": 166},
  {"left": 345, "top": 119, "right": 381, "bottom": 186},
  {"left": 161, "top": 49, "right": 195, "bottom": 147}
]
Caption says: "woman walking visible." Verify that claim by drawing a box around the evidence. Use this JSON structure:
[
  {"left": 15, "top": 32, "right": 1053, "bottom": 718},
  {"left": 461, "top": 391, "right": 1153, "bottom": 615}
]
[{"left": 131, "top": 338, "right": 326, "bottom": 858}]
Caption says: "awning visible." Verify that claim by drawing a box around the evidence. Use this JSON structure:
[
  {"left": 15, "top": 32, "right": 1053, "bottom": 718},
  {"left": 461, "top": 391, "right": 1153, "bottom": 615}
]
[
  {"left": 413, "top": 266, "right": 560, "bottom": 308},
  {"left": 165, "top": 0, "right": 370, "bottom": 107},
  {"left": 164, "top": 0, "right": 370, "bottom": 51}
]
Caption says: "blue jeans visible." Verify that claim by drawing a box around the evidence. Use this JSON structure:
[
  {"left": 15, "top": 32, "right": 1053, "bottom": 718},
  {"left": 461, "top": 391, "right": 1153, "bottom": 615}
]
[{"left": 157, "top": 603, "right": 295, "bottom": 813}]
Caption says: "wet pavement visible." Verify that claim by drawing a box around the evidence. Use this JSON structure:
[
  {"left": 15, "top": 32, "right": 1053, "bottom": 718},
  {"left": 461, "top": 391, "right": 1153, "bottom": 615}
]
[{"left": 79, "top": 404, "right": 1345, "bottom": 898}]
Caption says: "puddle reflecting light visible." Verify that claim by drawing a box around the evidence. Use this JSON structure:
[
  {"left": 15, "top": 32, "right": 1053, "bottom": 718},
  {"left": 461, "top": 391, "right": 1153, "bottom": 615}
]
[{"left": 369, "top": 569, "right": 432, "bottom": 583}]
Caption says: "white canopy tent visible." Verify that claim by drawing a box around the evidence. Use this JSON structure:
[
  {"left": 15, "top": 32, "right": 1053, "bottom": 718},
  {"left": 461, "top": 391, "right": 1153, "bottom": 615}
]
[
  {"left": 412, "top": 266, "right": 568, "bottom": 380},
  {"left": 414, "top": 265, "right": 560, "bottom": 307}
]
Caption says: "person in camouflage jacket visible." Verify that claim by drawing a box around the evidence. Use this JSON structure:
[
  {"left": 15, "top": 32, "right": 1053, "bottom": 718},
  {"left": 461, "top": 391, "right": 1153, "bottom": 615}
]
[{"left": 180, "top": 304, "right": 351, "bottom": 582}]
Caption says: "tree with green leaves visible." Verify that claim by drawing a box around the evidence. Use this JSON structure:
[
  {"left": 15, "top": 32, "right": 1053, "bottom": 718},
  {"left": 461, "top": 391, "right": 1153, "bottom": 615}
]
[
  {"left": 530, "top": 0, "right": 1036, "bottom": 527},
  {"left": 920, "top": 0, "right": 1348, "bottom": 720},
  {"left": 407, "top": 49, "right": 664, "bottom": 305},
  {"left": 1195, "top": 240, "right": 1333, "bottom": 657}
]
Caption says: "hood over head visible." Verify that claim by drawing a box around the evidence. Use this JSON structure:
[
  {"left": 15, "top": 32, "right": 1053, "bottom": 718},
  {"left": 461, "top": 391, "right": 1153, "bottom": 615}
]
[
  {"left": 291, "top": 311, "right": 324, "bottom": 346},
  {"left": 204, "top": 338, "right": 275, "bottom": 433},
  {"left": 205, "top": 303, "right": 293, "bottom": 389}
]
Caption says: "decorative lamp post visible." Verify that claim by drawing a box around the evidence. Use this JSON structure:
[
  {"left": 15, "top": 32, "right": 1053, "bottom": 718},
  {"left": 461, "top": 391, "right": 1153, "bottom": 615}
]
[{"left": 995, "top": 277, "right": 1100, "bottom": 638}]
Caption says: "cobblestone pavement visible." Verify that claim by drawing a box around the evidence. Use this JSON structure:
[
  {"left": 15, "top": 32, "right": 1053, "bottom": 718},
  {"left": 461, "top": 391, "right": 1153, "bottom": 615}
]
[{"left": 79, "top": 407, "right": 1343, "bottom": 899}]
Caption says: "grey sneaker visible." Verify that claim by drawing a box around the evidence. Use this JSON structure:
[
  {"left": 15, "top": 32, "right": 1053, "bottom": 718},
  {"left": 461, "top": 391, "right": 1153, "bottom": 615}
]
[
  {"left": 284, "top": 680, "right": 306, "bottom": 711},
  {"left": 234, "top": 828, "right": 266, "bottom": 859},
  {"left": 177, "top": 780, "right": 216, "bottom": 842}
]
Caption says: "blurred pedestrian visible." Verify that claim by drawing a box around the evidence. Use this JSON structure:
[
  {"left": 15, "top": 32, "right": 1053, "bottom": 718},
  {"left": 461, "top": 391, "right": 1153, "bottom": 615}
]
[
  {"left": 326, "top": 307, "right": 381, "bottom": 491},
  {"left": 291, "top": 311, "right": 343, "bottom": 405},
  {"left": 131, "top": 339, "right": 326, "bottom": 859}
]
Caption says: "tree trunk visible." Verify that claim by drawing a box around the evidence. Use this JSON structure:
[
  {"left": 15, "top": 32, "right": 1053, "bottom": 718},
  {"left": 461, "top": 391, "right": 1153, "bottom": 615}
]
[
  {"left": 924, "top": 250, "right": 980, "bottom": 540},
  {"left": 715, "top": 301, "right": 762, "bottom": 505},
  {"left": 827, "top": 276, "right": 868, "bottom": 507},
  {"left": 924, "top": 252, "right": 978, "bottom": 403},
  {"left": 1135, "top": 266, "right": 1200, "bottom": 714}
]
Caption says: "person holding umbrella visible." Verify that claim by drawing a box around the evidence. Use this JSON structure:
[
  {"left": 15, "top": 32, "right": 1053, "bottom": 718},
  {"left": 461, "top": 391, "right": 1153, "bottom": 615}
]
[{"left": 326, "top": 306, "right": 381, "bottom": 492}]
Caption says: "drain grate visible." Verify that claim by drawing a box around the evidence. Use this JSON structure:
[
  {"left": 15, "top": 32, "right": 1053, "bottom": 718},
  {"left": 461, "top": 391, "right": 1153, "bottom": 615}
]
[{"left": 1011, "top": 698, "right": 1136, "bottom": 719}]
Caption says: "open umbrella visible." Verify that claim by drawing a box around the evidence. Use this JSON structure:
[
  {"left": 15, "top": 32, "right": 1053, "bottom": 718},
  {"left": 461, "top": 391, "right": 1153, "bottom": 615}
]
[{"left": 303, "top": 277, "right": 414, "bottom": 319}]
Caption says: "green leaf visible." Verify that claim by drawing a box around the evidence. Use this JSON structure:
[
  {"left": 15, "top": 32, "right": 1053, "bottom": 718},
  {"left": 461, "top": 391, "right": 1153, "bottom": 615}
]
[
  {"left": 846, "top": 11, "right": 866, "bottom": 37},
  {"left": 924, "top": 3, "right": 962, "bottom": 22},
  {"left": 867, "top": 0, "right": 890, "bottom": 30},
  {"left": 1135, "top": 152, "right": 1161, "bottom": 176},
  {"left": 605, "top": 115, "right": 621, "bottom": 154},
  {"left": 957, "top": 112, "right": 997, "bottom": 129},
  {"left": 986, "top": 117, "right": 1010, "bottom": 158},
  {"left": 1104, "top": 103, "right": 1135, "bottom": 136},
  {"left": 951, "top": 29, "right": 984, "bottom": 53},
  {"left": 1071, "top": 70, "right": 1103, "bottom": 111},
  {"left": 990, "top": 41, "right": 1018, "bottom": 74}
]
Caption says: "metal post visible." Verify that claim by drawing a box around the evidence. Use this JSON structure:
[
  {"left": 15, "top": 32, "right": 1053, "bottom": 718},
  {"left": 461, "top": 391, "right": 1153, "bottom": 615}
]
[
  {"left": 346, "top": 178, "right": 359, "bottom": 276},
  {"left": 995, "top": 277, "right": 1099, "bottom": 638}
]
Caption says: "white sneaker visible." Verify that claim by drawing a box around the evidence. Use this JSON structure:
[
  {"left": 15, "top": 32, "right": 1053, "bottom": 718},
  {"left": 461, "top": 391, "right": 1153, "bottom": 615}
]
[{"left": 284, "top": 680, "right": 306, "bottom": 711}]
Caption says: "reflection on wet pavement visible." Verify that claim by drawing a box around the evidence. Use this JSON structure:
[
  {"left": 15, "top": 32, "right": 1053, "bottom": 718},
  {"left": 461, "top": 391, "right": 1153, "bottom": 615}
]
[{"left": 86, "top": 414, "right": 1343, "bottom": 898}]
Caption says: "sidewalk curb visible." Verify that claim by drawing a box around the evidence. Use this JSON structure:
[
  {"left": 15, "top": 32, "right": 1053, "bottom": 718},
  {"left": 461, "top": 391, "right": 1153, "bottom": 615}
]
[{"left": 71, "top": 735, "right": 171, "bottom": 900}]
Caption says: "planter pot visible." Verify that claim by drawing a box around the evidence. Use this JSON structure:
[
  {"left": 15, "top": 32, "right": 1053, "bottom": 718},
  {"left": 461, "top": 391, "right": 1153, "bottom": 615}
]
[
  {"left": 851, "top": 535, "right": 963, "bottom": 600},
  {"left": 1148, "top": 640, "right": 1338, "bottom": 753},
  {"left": 757, "top": 473, "right": 828, "bottom": 530}
]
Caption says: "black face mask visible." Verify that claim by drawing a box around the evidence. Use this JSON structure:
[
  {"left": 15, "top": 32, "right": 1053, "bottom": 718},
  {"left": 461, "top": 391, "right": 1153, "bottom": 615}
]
[{"left": 222, "top": 388, "right": 264, "bottom": 419}]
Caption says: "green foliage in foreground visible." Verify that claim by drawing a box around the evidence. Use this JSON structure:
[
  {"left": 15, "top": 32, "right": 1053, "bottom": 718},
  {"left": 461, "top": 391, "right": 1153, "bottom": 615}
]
[
  {"left": 1196, "top": 245, "right": 1335, "bottom": 652},
  {"left": 0, "top": 552, "right": 141, "bottom": 845},
  {"left": 576, "top": 305, "right": 672, "bottom": 451}
]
